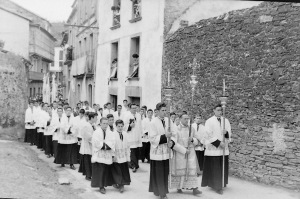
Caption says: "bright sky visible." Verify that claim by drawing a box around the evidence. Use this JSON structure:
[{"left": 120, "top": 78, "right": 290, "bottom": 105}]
[{"left": 10, "top": 0, "right": 74, "bottom": 22}]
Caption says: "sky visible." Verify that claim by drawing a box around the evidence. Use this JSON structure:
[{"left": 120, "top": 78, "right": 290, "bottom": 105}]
[{"left": 10, "top": 0, "right": 74, "bottom": 22}]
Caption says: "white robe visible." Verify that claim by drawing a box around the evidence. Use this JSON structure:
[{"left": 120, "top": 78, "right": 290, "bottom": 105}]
[
  {"left": 113, "top": 130, "right": 131, "bottom": 163},
  {"left": 203, "top": 116, "right": 232, "bottom": 156},
  {"left": 113, "top": 111, "right": 124, "bottom": 122},
  {"left": 57, "top": 115, "right": 78, "bottom": 144},
  {"left": 80, "top": 122, "right": 94, "bottom": 155},
  {"left": 91, "top": 127, "right": 115, "bottom": 165},
  {"left": 25, "top": 107, "right": 36, "bottom": 129},
  {"left": 141, "top": 117, "right": 152, "bottom": 142},
  {"left": 124, "top": 112, "right": 142, "bottom": 148},
  {"left": 192, "top": 123, "right": 206, "bottom": 151},
  {"left": 149, "top": 117, "right": 174, "bottom": 161}
]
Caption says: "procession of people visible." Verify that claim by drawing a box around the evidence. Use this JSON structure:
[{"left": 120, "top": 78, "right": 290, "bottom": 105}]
[{"left": 24, "top": 98, "right": 232, "bottom": 199}]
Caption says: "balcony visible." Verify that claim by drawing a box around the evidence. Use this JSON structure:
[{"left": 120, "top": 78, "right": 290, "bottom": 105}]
[
  {"left": 64, "top": 46, "right": 74, "bottom": 65},
  {"left": 29, "top": 25, "right": 55, "bottom": 62},
  {"left": 29, "top": 71, "right": 44, "bottom": 82}
]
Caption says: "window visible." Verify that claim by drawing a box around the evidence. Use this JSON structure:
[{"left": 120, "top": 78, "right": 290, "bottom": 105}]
[
  {"left": 110, "top": 42, "right": 118, "bottom": 79},
  {"left": 59, "top": 61, "right": 63, "bottom": 67},
  {"left": 77, "top": 84, "right": 81, "bottom": 102},
  {"left": 79, "top": 41, "right": 82, "bottom": 57},
  {"left": 131, "top": 0, "right": 141, "bottom": 20},
  {"left": 51, "top": 62, "right": 54, "bottom": 67},
  {"left": 68, "top": 69, "right": 71, "bottom": 79},
  {"left": 30, "top": 88, "right": 32, "bottom": 97},
  {"left": 59, "top": 50, "right": 63, "bottom": 60},
  {"left": 38, "top": 87, "right": 40, "bottom": 94},
  {"left": 90, "top": 33, "right": 93, "bottom": 52},
  {"left": 111, "top": 0, "right": 120, "bottom": 27},
  {"left": 84, "top": 37, "right": 87, "bottom": 55},
  {"left": 33, "top": 88, "right": 36, "bottom": 96},
  {"left": 127, "top": 37, "right": 140, "bottom": 80}
]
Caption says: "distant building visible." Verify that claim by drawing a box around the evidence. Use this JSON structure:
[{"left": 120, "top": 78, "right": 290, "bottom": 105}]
[
  {"left": 0, "top": 0, "right": 56, "bottom": 100},
  {"left": 62, "top": 0, "right": 98, "bottom": 107}
]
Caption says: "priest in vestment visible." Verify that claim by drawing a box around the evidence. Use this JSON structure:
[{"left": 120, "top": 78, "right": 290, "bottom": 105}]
[
  {"left": 201, "top": 104, "right": 232, "bottom": 194},
  {"left": 24, "top": 100, "right": 36, "bottom": 144},
  {"left": 168, "top": 113, "right": 202, "bottom": 195}
]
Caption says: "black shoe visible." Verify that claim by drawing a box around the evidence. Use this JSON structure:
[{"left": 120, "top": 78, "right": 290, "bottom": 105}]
[
  {"left": 85, "top": 176, "right": 91, "bottom": 181},
  {"left": 132, "top": 168, "right": 137, "bottom": 173},
  {"left": 61, "top": 164, "right": 65, "bottom": 167},
  {"left": 160, "top": 195, "right": 168, "bottom": 199},
  {"left": 193, "top": 188, "right": 202, "bottom": 195},
  {"left": 119, "top": 185, "right": 124, "bottom": 193},
  {"left": 70, "top": 165, "right": 76, "bottom": 170},
  {"left": 216, "top": 189, "right": 223, "bottom": 195},
  {"left": 177, "top": 189, "right": 183, "bottom": 193},
  {"left": 99, "top": 187, "right": 106, "bottom": 194},
  {"left": 113, "top": 184, "right": 119, "bottom": 189}
]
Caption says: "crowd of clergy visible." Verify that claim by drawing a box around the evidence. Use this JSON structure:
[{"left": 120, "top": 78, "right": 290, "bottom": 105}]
[{"left": 24, "top": 98, "right": 232, "bottom": 199}]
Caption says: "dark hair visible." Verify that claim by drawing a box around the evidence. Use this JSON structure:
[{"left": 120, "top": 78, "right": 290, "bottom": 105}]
[
  {"left": 88, "top": 112, "right": 97, "bottom": 120},
  {"left": 179, "top": 112, "right": 188, "bottom": 118},
  {"left": 93, "top": 104, "right": 97, "bottom": 106},
  {"left": 100, "top": 117, "right": 108, "bottom": 123},
  {"left": 147, "top": 109, "right": 153, "bottom": 113},
  {"left": 79, "top": 109, "right": 85, "bottom": 114},
  {"left": 99, "top": 108, "right": 103, "bottom": 111},
  {"left": 136, "top": 104, "right": 140, "bottom": 107},
  {"left": 154, "top": 109, "right": 158, "bottom": 112},
  {"left": 129, "top": 103, "right": 136, "bottom": 108},
  {"left": 123, "top": 99, "right": 128, "bottom": 102},
  {"left": 117, "top": 105, "right": 122, "bottom": 108},
  {"left": 156, "top": 102, "right": 167, "bottom": 110},
  {"left": 64, "top": 103, "right": 69, "bottom": 106},
  {"left": 53, "top": 101, "right": 57, "bottom": 103},
  {"left": 115, "top": 119, "right": 124, "bottom": 126},
  {"left": 132, "top": 53, "right": 139, "bottom": 58},
  {"left": 77, "top": 102, "right": 81, "bottom": 106},
  {"left": 85, "top": 101, "right": 89, "bottom": 105},
  {"left": 170, "top": 112, "right": 176, "bottom": 116},
  {"left": 107, "top": 114, "right": 114, "bottom": 119},
  {"left": 214, "top": 104, "right": 222, "bottom": 110},
  {"left": 195, "top": 114, "right": 202, "bottom": 119},
  {"left": 57, "top": 107, "right": 63, "bottom": 111},
  {"left": 66, "top": 106, "right": 72, "bottom": 110},
  {"left": 141, "top": 105, "right": 147, "bottom": 110},
  {"left": 107, "top": 102, "right": 111, "bottom": 105}
]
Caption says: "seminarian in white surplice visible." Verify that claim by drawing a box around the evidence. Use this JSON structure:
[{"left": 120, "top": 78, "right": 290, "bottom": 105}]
[
  {"left": 201, "top": 104, "right": 232, "bottom": 195},
  {"left": 168, "top": 113, "right": 202, "bottom": 196}
]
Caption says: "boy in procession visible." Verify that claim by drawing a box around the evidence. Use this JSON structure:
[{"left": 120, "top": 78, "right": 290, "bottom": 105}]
[
  {"left": 91, "top": 117, "right": 115, "bottom": 194},
  {"left": 124, "top": 103, "right": 142, "bottom": 173},
  {"left": 201, "top": 104, "right": 232, "bottom": 194},
  {"left": 148, "top": 102, "right": 173, "bottom": 199},
  {"left": 79, "top": 112, "right": 97, "bottom": 181},
  {"left": 113, "top": 105, "right": 124, "bottom": 121},
  {"left": 168, "top": 112, "right": 202, "bottom": 195},
  {"left": 111, "top": 119, "right": 131, "bottom": 193},
  {"left": 54, "top": 107, "right": 78, "bottom": 170},
  {"left": 52, "top": 107, "right": 64, "bottom": 159},
  {"left": 192, "top": 115, "right": 207, "bottom": 173},
  {"left": 140, "top": 109, "right": 153, "bottom": 163},
  {"left": 24, "top": 100, "right": 36, "bottom": 145}
]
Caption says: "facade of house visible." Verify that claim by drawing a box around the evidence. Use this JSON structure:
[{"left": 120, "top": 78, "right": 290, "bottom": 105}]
[
  {"left": 62, "top": 0, "right": 98, "bottom": 107},
  {"left": 95, "top": 0, "right": 165, "bottom": 110},
  {"left": 0, "top": 0, "right": 56, "bottom": 100}
]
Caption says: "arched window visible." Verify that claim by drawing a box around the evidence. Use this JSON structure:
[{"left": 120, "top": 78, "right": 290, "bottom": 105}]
[{"left": 88, "top": 84, "right": 92, "bottom": 105}]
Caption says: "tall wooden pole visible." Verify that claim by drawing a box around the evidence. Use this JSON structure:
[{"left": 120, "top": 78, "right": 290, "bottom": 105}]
[
  {"left": 165, "top": 69, "right": 174, "bottom": 189},
  {"left": 220, "top": 79, "right": 228, "bottom": 189}
]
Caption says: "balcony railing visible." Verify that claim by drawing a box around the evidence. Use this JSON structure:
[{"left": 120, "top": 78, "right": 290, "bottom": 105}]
[{"left": 29, "top": 71, "right": 44, "bottom": 81}]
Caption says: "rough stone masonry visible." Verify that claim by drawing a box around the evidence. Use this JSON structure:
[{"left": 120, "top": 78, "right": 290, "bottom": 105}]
[
  {"left": 163, "top": 2, "right": 300, "bottom": 190},
  {"left": 0, "top": 52, "right": 28, "bottom": 140}
]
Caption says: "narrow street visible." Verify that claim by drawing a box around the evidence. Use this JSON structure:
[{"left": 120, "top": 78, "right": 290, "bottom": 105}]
[{"left": 1, "top": 139, "right": 299, "bottom": 199}]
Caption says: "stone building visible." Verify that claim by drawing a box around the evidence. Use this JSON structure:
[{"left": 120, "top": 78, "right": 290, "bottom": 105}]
[
  {"left": 0, "top": 0, "right": 56, "bottom": 100},
  {"left": 62, "top": 0, "right": 98, "bottom": 107},
  {"left": 163, "top": 2, "right": 300, "bottom": 190}
]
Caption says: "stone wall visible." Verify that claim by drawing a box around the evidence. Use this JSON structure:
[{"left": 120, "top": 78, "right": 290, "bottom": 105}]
[
  {"left": 0, "top": 52, "right": 28, "bottom": 140},
  {"left": 163, "top": 2, "right": 300, "bottom": 190}
]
